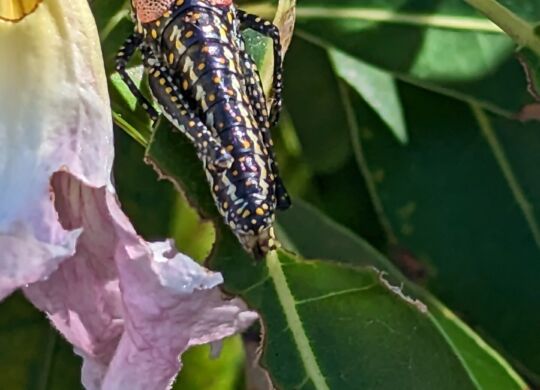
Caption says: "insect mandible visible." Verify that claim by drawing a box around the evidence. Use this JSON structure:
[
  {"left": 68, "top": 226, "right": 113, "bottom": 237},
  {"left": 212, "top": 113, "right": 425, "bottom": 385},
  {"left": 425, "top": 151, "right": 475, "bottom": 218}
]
[{"left": 116, "top": 0, "right": 291, "bottom": 258}]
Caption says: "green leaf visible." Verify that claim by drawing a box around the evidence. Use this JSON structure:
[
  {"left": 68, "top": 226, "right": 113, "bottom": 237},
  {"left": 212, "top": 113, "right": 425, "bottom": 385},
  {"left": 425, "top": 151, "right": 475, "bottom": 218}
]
[
  {"left": 348, "top": 80, "right": 540, "bottom": 381},
  {"left": 251, "top": 0, "right": 535, "bottom": 116},
  {"left": 95, "top": 0, "right": 531, "bottom": 388},
  {"left": 329, "top": 48, "right": 407, "bottom": 144},
  {"left": 144, "top": 90, "right": 526, "bottom": 390},
  {"left": 277, "top": 200, "right": 527, "bottom": 390},
  {"left": 283, "top": 38, "right": 352, "bottom": 173},
  {"left": 0, "top": 293, "right": 82, "bottom": 389},
  {"left": 465, "top": 0, "right": 540, "bottom": 56}
]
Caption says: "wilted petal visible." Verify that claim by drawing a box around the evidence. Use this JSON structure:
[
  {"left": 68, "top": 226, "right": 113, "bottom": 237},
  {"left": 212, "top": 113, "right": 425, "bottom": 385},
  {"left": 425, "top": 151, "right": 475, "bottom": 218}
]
[
  {"left": 26, "top": 174, "right": 256, "bottom": 390},
  {"left": 1, "top": 0, "right": 257, "bottom": 388},
  {"left": 101, "top": 239, "right": 257, "bottom": 390}
]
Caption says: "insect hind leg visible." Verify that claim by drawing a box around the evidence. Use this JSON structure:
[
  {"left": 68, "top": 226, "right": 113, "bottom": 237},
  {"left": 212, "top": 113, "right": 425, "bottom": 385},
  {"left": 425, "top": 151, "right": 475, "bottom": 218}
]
[
  {"left": 239, "top": 48, "right": 291, "bottom": 210},
  {"left": 141, "top": 47, "right": 233, "bottom": 170}
]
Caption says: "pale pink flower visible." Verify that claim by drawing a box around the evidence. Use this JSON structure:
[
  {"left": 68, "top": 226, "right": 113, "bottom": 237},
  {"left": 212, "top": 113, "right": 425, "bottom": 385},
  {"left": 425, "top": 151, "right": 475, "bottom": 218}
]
[{"left": 0, "top": 1, "right": 257, "bottom": 389}]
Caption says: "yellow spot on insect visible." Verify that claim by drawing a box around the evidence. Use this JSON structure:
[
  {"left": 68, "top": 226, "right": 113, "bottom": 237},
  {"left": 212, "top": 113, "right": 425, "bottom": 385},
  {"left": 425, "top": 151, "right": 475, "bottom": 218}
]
[
  {"left": 251, "top": 219, "right": 257, "bottom": 225},
  {"left": 198, "top": 63, "right": 206, "bottom": 71},
  {"left": 214, "top": 185, "right": 219, "bottom": 192},
  {"left": 159, "top": 78, "right": 166, "bottom": 85},
  {"left": 171, "top": 96, "right": 178, "bottom": 102},
  {"left": 262, "top": 203, "right": 269, "bottom": 210},
  {"left": 154, "top": 70, "right": 160, "bottom": 78},
  {"left": 188, "top": 120, "right": 196, "bottom": 127},
  {"left": 208, "top": 94, "right": 216, "bottom": 102},
  {"left": 168, "top": 53, "right": 175, "bottom": 64},
  {"left": 155, "top": 20, "right": 161, "bottom": 27},
  {"left": 185, "top": 30, "right": 194, "bottom": 38},
  {"left": 256, "top": 208, "right": 264, "bottom": 216},
  {"left": 182, "top": 80, "right": 189, "bottom": 90},
  {"left": 213, "top": 75, "right": 221, "bottom": 84},
  {"left": 242, "top": 139, "right": 250, "bottom": 148},
  {"left": 225, "top": 145, "right": 234, "bottom": 152},
  {"left": 242, "top": 210, "right": 251, "bottom": 218},
  {"left": 165, "top": 87, "right": 173, "bottom": 94},
  {"left": 223, "top": 202, "right": 229, "bottom": 210},
  {"left": 176, "top": 40, "right": 182, "bottom": 50},
  {"left": 176, "top": 0, "right": 184, "bottom": 5},
  {"left": 164, "top": 10, "right": 172, "bottom": 18},
  {"left": 232, "top": 170, "right": 239, "bottom": 176},
  {"left": 151, "top": 29, "right": 158, "bottom": 39}
]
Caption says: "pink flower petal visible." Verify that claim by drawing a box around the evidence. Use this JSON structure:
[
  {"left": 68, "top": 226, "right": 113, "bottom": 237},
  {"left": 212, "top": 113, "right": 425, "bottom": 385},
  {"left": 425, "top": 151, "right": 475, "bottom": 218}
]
[
  {"left": 1, "top": 1, "right": 257, "bottom": 388},
  {"left": 0, "top": 0, "right": 113, "bottom": 300}
]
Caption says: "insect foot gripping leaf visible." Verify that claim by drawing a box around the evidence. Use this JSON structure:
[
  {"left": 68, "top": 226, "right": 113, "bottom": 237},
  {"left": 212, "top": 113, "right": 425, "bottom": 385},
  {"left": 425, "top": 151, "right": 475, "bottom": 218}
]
[{"left": 0, "top": 1, "right": 257, "bottom": 389}]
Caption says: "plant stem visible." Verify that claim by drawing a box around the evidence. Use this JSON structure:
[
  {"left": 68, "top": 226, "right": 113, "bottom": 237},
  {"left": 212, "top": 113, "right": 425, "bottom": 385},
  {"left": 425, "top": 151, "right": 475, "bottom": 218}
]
[{"left": 465, "top": 0, "right": 540, "bottom": 56}]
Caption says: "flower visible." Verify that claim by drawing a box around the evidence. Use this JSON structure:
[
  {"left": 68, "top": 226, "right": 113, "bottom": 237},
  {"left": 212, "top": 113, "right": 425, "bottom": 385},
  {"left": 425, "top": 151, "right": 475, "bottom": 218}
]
[{"left": 0, "top": 1, "right": 257, "bottom": 389}]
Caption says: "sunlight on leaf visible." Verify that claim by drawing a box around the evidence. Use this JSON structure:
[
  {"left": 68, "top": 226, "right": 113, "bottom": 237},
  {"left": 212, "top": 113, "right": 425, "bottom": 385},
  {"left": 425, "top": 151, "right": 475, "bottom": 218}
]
[{"left": 330, "top": 48, "right": 407, "bottom": 144}]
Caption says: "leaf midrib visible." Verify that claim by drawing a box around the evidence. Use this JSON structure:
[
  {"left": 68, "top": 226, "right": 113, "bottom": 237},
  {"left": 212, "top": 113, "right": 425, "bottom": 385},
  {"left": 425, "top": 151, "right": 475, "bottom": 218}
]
[{"left": 266, "top": 251, "right": 330, "bottom": 390}]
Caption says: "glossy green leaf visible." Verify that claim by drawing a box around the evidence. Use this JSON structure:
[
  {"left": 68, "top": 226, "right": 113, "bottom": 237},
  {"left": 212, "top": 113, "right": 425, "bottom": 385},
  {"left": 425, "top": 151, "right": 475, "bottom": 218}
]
[
  {"left": 329, "top": 48, "right": 407, "bottom": 144},
  {"left": 144, "top": 87, "right": 526, "bottom": 390},
  {"left": 348, "top": 80, "right": 540, "bottom": 381},
  {"left": 90, "top": 0, "right": 523, "bottom": 389},
  {"left": 277, "top": 200, "right": 527, "bottom": 390},
  {"left": 283, "top": 38, "right": 352, "bottom": 173},
  {"left": 251, "top": 0, "right": 535, "bottom": 116}
]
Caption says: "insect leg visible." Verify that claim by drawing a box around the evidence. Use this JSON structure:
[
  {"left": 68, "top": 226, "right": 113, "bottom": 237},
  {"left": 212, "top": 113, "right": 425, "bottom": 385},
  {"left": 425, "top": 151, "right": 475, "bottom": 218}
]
[
  {"left": 140, "top": 47, "right": 233, "bottom": 170},
  {"left": 115, "top": 33, "right": 159, "bottom": 122},
  {"left": 236, "top": 10, "right": 283, "bottom": 128},
  {"left": 239, "top": 48, "right": 291, "bottom": 210}
]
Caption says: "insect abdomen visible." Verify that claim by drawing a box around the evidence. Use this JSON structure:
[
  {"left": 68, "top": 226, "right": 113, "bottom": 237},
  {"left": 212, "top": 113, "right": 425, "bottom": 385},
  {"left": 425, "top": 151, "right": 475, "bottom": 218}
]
[{"left": 160, "top": 4, "right": 276, "bottom": 239}]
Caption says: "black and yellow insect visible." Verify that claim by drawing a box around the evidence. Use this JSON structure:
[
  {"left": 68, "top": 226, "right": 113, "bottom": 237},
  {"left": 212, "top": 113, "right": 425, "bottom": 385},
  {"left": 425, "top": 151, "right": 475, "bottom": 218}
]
[{"left": 116, "top": 0, "right": 290, "bottom": 257}]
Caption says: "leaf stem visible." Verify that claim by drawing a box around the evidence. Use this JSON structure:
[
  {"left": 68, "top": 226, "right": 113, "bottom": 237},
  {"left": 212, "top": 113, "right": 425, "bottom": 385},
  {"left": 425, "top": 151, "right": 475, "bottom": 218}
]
[{"left": 465, "top": 0, "right": 540, "bottom": 56}]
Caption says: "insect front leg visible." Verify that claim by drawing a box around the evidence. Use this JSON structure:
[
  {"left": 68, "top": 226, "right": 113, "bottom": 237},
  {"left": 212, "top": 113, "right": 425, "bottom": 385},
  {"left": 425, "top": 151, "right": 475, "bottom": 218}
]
[
  {"left": 236, "top": 10, "right": 283, "bottom": 128},
  {"left": 141, "top": 49, "right": 233, "bottom": 170},
  {"left": 115, "top": 33, "right": 160, "bottom": 123}
]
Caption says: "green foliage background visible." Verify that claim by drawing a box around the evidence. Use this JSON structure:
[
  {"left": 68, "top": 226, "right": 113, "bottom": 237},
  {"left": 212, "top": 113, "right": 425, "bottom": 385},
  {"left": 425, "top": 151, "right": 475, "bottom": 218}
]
[{"left": 1, "top": 0, "right": 540, "bottom": 389}]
